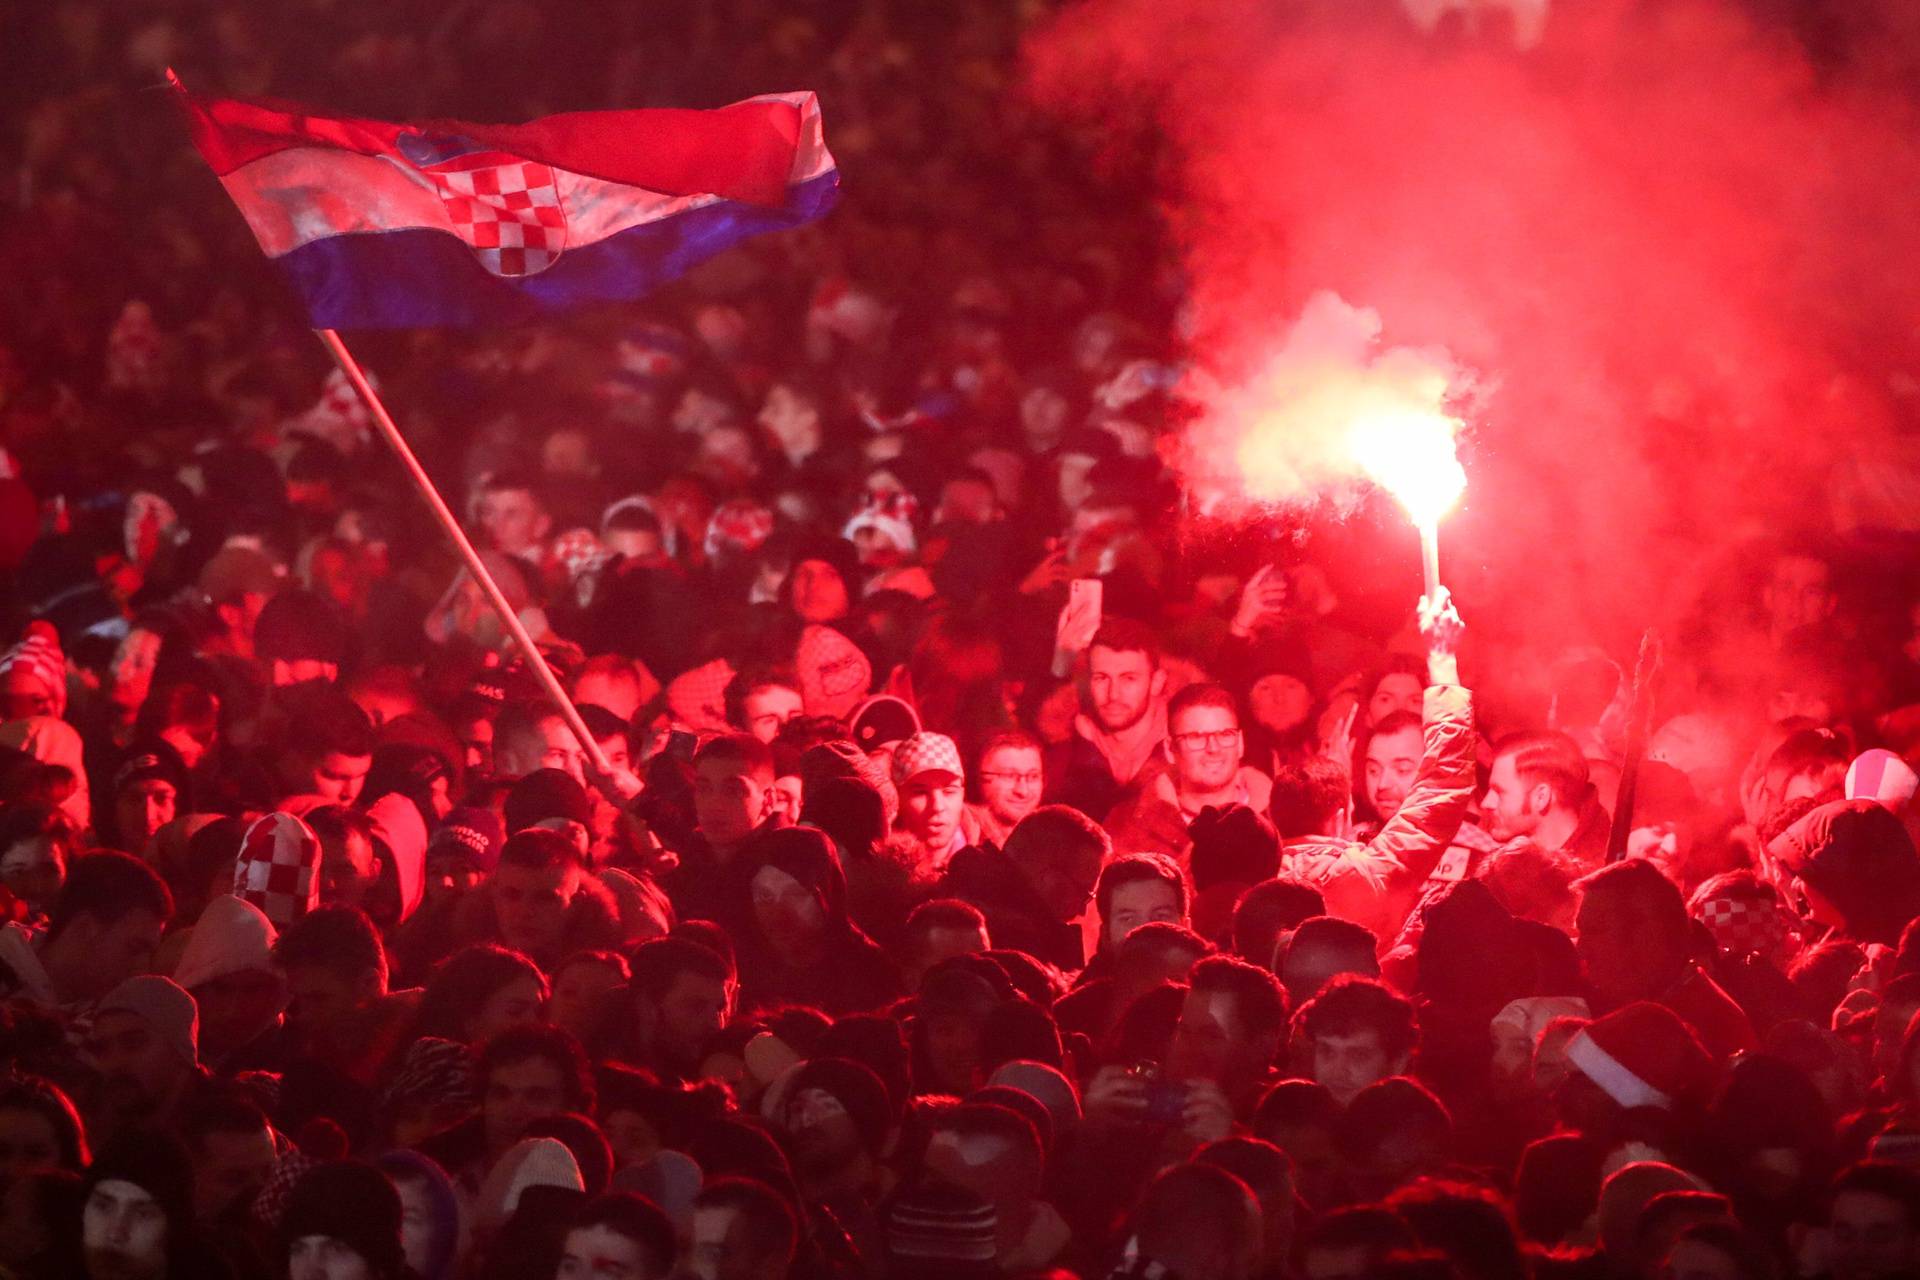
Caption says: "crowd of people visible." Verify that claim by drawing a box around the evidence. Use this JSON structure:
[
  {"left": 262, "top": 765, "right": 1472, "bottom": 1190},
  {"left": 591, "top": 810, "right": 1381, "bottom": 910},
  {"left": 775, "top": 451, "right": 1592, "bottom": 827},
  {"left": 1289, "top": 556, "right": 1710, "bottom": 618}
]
[{"left": 7, "top": 1, "right": 1920, "bottom": 1279}]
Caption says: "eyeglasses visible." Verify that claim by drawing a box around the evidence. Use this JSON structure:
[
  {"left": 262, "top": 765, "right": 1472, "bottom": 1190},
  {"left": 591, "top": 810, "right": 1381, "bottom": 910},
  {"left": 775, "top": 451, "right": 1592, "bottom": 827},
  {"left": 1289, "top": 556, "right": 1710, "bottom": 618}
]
[
  {"left": 981, "top": 771, "right": 1043, "bottom": 786},
  {"left": 1172, "top": 729, "right": 1241, "bottom": 751}
]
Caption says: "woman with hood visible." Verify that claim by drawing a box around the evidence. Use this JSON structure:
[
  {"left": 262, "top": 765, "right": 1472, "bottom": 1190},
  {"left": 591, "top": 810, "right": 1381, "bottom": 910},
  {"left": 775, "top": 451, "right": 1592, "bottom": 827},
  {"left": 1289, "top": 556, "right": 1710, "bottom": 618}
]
[{"left": 735, "top": 825, "right": 903, "bottom": 1016}]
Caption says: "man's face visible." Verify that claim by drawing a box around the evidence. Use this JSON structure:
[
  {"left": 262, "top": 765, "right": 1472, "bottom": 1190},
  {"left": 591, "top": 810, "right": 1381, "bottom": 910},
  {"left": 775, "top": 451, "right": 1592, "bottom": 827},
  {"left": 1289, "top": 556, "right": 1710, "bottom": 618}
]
[
  {"left": 1312, "top": 1028, "right": 1402, "bottom": 1106},
  {"left": 114, "top": 781, "right": 176, "bottom": 850},
  {"left": 191, "top": 968, "right": 285, "bottom": 1058},
  {"left": 1573, "top": 890, "right": 1654, "bottom": 1006},
  {"left": 978, "top": 746, "right": 1043, "bottom": 827},
  {"left": 560, "top": 1223, "right": 658, "bottom": 1280},
  {"left": 319, "top": 830, "right": 378, "bottom": 908},
  {"left": 192, "top": 1125, "right": 276, "bottom": 1222},
  {"left": 0, "top": 1108, "right": 61, "bottom": 1176},
  {"left": 758, "top": 385, "right": 822, "bottom": 457},
  {"left": 1831, "top": 1189, "right": 1918, "bottom": 1280},
  {"left": 498, "top": 716, "right": 587, "bottom": 784},
  {"left": 282, "top": 966, "right": 366, "bottom": 1045},
  {"left": 493, "top": 861, "right": 582, "bottom": 960},
  {"left": 0, "top": 835, "right": 63, "bottom": 908},
  {"left": 1364, "top": 726, "right": 1422, "bottom": 823},
  {"left": 69, "top": 909, "right": 166, "bottom": 1002},
  {"left": 1170, "top": 987, "right": 1255, "bottom": 1089},
  {"left": 460, "top": 717, "right": 494, "bottom": 775},
  {"left": 0, "top": 669, "right": 55, "bottom": 721},
  {"left": 741, "top": 686, "right": 803, "bottom": 745},
  {"left": 87, "top": 1010, "right": 189, "bottom": 1121},
  {"left": 303, "top": 751, "right": 372, "bottom": 806},
  {"left": 688, "top": 1205, "right": 779, "bottom": 1280},
  {"left": 484, "top": 1058, "right": 568, "bottom": 1155},
  {"left": 1368, "top": 674, "right": 1423, "bottom": 726},
  {"left": 654, "top": 971, "right": 732, "bottom": 1071},
  {"left": 289, "top": 1235, "right": 375, "bottom": 1280},
  {"left": 751, "top": 865, "right": 827, "bottom": 952},
  {"left": 784, "top": 1087, "right": 863, "bottom": 1178},
  {"left": 898, "top": 772, "right": 965, "bottom": 851},
  {"left": 1250, "top": 674, "right": 1312, "bottom": 734},
  {"left": 1480, "top": 754, "right": 1542, "bottom": 842},
  {"left": 1170, "top": 703, "right": 1243, "bottom": 793},
  {"left": 83, "top": 1179, "right": 167, "bottom": 1280},
  {"left": 1088, "top": 646, "right": 1162, "bottom": 733},
  {"left": 1021, "top": 386, "right": 1070, "bottom": 450},
  {"left": 478, "top": 487, "right": 550, "bottom": 557},
  {"left": 1765, "top": 554, "right": 1835, "bottom": 638},
  {"left": 693, "top": 759, "right": 771, "bottom": 849},
  {"left": 911, "top": 925, "right": 991, "bottom": 990},
  {"left": 790, "top": 559, "right": 849, "bottom": 624},
  {"left": 1104, "top": 878, "right": 1184, "bottom": 952}
]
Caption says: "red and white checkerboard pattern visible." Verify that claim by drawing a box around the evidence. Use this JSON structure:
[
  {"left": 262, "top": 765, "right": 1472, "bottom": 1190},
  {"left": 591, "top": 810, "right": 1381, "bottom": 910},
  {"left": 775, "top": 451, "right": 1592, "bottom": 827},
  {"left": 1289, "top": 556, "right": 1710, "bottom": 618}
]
[{"left": 428, "top": 160, "right": 568, "bottom": 278}]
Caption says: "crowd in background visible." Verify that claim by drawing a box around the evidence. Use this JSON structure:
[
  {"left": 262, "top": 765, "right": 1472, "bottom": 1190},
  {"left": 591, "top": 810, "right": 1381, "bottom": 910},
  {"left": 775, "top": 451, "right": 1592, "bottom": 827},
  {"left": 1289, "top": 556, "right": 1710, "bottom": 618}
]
[{"left": 7, "top": 1, "right": 1920, "bottom": 1279}]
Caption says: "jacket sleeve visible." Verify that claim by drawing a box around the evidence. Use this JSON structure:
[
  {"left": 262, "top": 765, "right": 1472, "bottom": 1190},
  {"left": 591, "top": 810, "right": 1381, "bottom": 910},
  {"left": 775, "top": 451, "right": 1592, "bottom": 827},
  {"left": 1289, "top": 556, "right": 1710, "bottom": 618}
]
[{"left": 1368, "top": 683, "right": 1477, "bottom": 884}]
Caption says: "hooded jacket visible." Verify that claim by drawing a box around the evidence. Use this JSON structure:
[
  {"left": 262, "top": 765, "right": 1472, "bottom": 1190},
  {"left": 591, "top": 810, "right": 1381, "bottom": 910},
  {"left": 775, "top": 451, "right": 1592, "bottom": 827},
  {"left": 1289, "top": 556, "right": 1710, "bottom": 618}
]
[
  {"left": 735, "top": 826, "right": 903, "bottom": 1016},
  {"left": 938, "top": 843, "right": 1085, "bottom": 974}
]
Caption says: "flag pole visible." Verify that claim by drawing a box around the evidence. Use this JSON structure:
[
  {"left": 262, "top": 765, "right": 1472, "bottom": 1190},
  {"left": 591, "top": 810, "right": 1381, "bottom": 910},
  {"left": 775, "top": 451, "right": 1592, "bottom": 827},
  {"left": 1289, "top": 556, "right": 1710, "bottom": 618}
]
[{"left": 314, "top": 328, "right": 613, "bottom": 778}]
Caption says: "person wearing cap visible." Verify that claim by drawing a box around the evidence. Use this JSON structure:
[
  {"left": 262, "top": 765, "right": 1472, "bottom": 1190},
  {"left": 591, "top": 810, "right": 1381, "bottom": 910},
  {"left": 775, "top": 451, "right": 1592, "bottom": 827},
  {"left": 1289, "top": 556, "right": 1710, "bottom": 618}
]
[
  {"left": 84, "top": 975, "right": 203, "bottom": 1148},
  {"left": 0, "top": 621, "right": 67, "bottom": 721},
  {"left": 281, "top": 1160, "right": 408, "bottom": 1280},
  {"left": 196, "top": 543, "right": 283, "bottom": 664},
  {"left": 81, "top": 1128, "right": 232, "bottom": 1280},
  {"left": 98, "top": 742, "right": 190, "bottom": 857},
  {"left": 847, "top": 694, "right": 920, "bottom": 779},
  {"left": 172, "top": 893, "right": 286, "bottom": 1071},
  {"left": 892, "top": 731, "right": 981, "bottom": 875},
  {"left": 775, "top": 1056, "right": 897, "bottom": 1218}
]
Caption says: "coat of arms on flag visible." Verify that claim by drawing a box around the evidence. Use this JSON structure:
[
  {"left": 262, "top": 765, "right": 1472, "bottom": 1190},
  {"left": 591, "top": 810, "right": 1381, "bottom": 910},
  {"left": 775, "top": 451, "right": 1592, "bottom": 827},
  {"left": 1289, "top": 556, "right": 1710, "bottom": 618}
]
[{"left": 396, "top": 132, "right": 568, "bottom": 278}]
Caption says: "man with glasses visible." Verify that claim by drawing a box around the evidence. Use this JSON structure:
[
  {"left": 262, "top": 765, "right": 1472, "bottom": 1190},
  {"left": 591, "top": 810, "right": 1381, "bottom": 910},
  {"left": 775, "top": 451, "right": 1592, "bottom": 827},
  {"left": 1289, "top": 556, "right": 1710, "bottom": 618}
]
[
  {"left": 970, "top": 730, "right": 1046, "bottom": 848},
  {"left": 1107, "top": 684, "right": 1272, "bottom": 865}
]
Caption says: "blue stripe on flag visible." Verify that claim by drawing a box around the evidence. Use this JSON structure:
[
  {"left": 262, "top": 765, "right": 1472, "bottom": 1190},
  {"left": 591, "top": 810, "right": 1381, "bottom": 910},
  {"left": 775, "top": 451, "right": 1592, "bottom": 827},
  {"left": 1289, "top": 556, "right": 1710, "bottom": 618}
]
[{"left": 274, "top": 169, "right": 838, "bottom": 329}]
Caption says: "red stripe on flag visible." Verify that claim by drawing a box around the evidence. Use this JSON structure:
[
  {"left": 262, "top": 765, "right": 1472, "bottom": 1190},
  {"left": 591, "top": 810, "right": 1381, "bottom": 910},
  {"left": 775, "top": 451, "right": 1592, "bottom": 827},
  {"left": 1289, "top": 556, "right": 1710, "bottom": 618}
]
[{"left": 170, "top": 72, "right": 807, "bottom": 208}]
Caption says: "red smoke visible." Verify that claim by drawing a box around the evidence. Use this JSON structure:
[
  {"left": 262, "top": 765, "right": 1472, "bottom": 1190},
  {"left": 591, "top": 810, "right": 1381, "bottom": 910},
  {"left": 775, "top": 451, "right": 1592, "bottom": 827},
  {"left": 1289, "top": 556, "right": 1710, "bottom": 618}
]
[{"left": 1025, "top": 0, "right": 1920, "bottom": 650}]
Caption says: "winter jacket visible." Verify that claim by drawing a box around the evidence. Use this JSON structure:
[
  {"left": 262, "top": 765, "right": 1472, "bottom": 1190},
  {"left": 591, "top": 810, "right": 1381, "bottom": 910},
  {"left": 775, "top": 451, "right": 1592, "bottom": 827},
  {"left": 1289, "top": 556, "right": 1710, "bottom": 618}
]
[{"left": 1281, "top": 682, "right": 1476, "bottom": 944}]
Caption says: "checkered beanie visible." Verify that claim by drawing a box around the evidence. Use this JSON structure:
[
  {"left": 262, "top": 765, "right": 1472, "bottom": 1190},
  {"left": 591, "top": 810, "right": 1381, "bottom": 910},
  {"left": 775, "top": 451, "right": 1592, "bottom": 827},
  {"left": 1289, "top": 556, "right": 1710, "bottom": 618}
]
[
  {"left": 704, "top": 499, "right": 776, "bottom": 560},
  {"left": 0, "top": 622, "right": 65, "bottom": 717},
  {"left": 235, "top": 812, "right": 322, "bottom": 927},
  {"left": 1694, "top": 886, "right": 1795, "bottom": 964},
  {"left": 550, "top": 527, "right": 609, "bottom": 584},
  {"left": 892, "top": 732, "right": 963, "bottom": 785}
]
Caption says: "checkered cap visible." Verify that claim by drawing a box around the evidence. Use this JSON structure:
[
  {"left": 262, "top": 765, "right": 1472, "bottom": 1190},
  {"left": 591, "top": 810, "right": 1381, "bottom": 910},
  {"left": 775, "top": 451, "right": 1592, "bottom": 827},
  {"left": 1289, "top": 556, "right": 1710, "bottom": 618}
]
[
  {"left": 704, "top": 499, "right": 776, "bottom": 560},
  {"left": 892, "top": 732, "right": 964, "bottom": 785},
  {"left": 234, "top": 812, "right": 322, "bottom": 927}
]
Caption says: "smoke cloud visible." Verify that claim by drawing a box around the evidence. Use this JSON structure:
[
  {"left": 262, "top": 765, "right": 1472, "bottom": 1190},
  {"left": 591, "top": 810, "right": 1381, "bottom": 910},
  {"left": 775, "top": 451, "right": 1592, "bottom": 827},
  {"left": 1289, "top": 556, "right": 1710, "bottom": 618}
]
[{"left": 1025, "top": 0, "right": 1920, "bottom": 650}]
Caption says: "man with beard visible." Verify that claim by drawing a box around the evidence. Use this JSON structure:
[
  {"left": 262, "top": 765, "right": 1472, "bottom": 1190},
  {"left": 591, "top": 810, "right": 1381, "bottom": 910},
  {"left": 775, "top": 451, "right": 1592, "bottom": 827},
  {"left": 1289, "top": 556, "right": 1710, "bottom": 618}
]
[
  {"left": 85, "top": 976, "right": 203, "bottom": 1148},
  {"left": 1107, "top": 684, "right": 1273, "bottom": 861},
  {"left": 629, "top": 937, "right": 734, "bottom": 1081},
  {"left": 79, "top": 1129, "right": 229, "bottom": 1280},
  {"left": 1045, "top": 618, "right": 1170, "bottom": 820},
  {"left": 776, "top": 1055, "right": 895, "bottom": 1257}
]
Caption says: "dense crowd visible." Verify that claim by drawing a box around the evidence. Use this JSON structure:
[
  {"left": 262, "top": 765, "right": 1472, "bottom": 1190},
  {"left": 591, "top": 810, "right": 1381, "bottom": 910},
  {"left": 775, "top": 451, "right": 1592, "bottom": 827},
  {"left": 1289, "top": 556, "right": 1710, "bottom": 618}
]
[{"left": 7, "top": 2, "right": 1920, "bottom": 1280}]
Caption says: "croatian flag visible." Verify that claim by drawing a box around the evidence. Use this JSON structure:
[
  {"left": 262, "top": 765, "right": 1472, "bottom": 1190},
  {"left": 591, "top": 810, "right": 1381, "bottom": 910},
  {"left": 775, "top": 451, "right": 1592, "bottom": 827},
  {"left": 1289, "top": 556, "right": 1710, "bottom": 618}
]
[{"left": 170, "top": 73, "right": 838, "bottom": 328}]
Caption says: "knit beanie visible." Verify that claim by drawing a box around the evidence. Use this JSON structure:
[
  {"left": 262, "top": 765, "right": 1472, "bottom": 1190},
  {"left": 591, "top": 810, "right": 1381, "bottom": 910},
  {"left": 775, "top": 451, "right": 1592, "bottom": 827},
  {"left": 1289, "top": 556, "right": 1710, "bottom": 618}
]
[
  {"left": 431, "top": 807, "right": 505, "bottom": 875},
  {"left": 1565, "top": 1001, "right": 1713, "bottom": 1111},
  {"left": 475, "top": 1137, "right": 585, "bottom": 1235},
  {"left": 1187, "top": 804, "right": 1280, "bottom": 892},
  {"left": 1689, "top": 877, "right": 1795, "bottom": 965},
  {"left": 885, "top": 1179, "right": 998, "bottom": 1278},
  {"left": 795, "top": 625, "right": 872, "bottom": 720},
  {"left": 787, "top": 1056, "right": 895, "bottom": 1156},
  {"left": 280, "top": 1161, "right": 406, "bottom": 1280},
  {"left": 85, "top": 1128, "right": 195, "bottom": 1233},
  {"left": 234, "top": 811, "right": 322, "bottom": 926},
  {"left": 97, "top": 975, "right": 199, "bottom": 1066},
  {"left": 504, "top": 767, "right": 594, "bottom": 835},
  {"left": 379, "top": 1036, "right": 479, "bottom": 1114},
  {"left": 1774, "top": 798, "right": 1920, "bottom": 945},
  {"left": 174, "top": 893, "right": 279, "bottom": 992},
  {"left": 0, "top": 622, "right": 65, "bottom": 717},
  {"left": 110, "top": 741, "right": 189, "bottom": 805},
  {"left": 1848, "top": 749, "right": 1920, "bottom": 814}
]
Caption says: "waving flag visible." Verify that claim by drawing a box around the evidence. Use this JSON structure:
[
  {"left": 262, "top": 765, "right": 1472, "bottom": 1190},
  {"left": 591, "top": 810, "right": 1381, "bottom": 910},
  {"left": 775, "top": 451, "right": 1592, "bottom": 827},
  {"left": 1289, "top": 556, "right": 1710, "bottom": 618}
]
[{"left": 170, "top": 73, "right": 838, "bottom": 328}]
